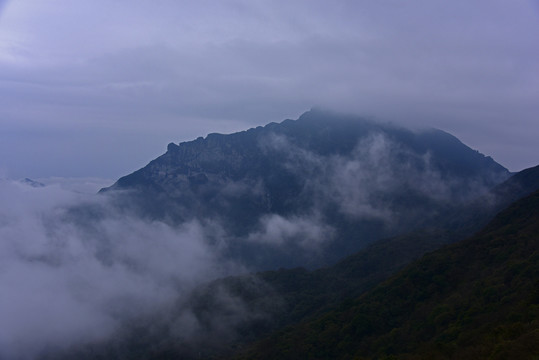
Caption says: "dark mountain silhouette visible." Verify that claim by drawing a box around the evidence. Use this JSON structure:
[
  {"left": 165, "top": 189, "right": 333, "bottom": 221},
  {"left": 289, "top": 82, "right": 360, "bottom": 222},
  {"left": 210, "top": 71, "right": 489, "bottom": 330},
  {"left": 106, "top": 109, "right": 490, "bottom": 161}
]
[{"left": 101, "top": 109, "right": 510, "bottom": 269}]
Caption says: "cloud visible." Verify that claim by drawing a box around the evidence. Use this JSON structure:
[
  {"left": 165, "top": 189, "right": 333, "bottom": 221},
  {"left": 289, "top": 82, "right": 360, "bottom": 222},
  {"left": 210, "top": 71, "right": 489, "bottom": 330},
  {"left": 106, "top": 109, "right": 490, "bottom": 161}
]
[
  {"left": 0, "top": 179, "right": 238, "bottom": 359},
  {"left": 259, "top": 128, "right": 496, "bottom": 228},
  {"left": 247, "top": 213, "right": 334, "bottom": 250},
  {"left": 0, "top": 0, "right": 538, "bottom": 178}
]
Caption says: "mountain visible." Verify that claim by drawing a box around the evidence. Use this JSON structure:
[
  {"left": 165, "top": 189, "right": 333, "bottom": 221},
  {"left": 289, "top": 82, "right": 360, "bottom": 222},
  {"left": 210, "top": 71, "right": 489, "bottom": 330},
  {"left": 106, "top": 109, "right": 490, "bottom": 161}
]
[
  {"left": 185, "top": 164, "right": 539, "bottom": 358},
  {"left": 443, "top": 164, "right": 539, "bottom": 237},
  {"left": 20, "top": 178, "right": 45, "bottom": 187},
  {"left": 489, "top": 164, "right": 539, "bottom": 203},
  {"left": 101, "top": 109, "right": 510, "bottom": 270},
  {"left": 235, "top": 188, "right": 539, "bottom": 360},
  {"left": 157, "top": 165, "right": 539, "bottom": 359},
  {"left": 46, "top": 165, "right": 538, "bottom": 360}
]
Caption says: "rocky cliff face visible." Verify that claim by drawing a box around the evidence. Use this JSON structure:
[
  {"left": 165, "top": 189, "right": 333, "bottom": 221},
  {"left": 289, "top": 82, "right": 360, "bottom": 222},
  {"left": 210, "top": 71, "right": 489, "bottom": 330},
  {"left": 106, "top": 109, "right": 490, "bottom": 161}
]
[{"left": 101, "top": 110, "right": 510, "bottom": 269}]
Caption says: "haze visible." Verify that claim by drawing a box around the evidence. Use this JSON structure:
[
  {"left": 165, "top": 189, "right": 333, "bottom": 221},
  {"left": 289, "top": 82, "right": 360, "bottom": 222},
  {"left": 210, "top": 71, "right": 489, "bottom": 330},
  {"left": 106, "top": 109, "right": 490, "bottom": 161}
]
[{"left": 0, "top": 0, "right": 538, "bottom": 178}]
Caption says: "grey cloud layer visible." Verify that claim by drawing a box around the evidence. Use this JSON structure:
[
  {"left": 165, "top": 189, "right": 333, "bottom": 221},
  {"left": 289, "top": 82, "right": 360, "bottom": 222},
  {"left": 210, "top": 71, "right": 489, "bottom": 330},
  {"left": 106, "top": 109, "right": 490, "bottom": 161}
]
[
  {"left": 0, "top": 0, "right": 537, "bottom": 178},
  {"left": 0, "top": 180, "right": 234, "bottom": 359},
  {"left": 261, "top": 130, "right": 490, "bottom": 224}
]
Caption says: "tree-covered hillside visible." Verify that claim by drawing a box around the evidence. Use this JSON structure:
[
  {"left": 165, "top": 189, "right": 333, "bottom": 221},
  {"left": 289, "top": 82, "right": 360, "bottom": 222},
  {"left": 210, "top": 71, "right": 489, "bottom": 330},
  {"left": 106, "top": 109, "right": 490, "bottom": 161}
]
[{"left": 236, "top": 190, "right": 539, "bottom": 359}]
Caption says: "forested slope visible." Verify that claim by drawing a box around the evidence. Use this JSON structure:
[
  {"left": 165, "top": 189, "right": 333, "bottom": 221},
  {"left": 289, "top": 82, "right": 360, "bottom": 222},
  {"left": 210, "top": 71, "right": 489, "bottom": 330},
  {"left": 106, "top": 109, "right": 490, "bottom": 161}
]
[{"left": 236, "top": 190, "right": 539, "bottom": 359}]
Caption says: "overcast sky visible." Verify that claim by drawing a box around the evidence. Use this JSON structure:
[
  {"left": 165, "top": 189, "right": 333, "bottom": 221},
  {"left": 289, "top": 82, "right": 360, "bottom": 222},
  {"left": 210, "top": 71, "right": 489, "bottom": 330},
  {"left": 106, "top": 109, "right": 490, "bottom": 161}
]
[{"left": 0, "top": 0, "right": 538, "bottom": 179}]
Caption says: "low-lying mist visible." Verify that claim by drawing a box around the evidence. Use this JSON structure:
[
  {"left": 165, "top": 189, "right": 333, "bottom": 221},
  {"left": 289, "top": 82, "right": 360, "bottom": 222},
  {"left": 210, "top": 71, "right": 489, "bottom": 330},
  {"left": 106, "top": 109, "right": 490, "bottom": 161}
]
[{"left": 0, "top": 179, "right": 248, "bottom": 359}]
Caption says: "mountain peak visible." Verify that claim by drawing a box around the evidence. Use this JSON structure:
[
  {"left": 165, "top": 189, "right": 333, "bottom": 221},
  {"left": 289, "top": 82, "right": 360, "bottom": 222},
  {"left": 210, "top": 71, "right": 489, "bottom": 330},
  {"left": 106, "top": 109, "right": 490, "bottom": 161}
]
[{"left": 101, "top": 111, "right": 511, "bottom": 269}]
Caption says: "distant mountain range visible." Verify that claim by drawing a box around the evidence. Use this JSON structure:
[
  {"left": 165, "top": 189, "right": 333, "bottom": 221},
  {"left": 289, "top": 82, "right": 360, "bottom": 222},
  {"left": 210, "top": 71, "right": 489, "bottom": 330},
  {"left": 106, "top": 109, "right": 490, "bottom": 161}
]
[{"left": 101, "top": 109, "right": 510, "bottom": 269}]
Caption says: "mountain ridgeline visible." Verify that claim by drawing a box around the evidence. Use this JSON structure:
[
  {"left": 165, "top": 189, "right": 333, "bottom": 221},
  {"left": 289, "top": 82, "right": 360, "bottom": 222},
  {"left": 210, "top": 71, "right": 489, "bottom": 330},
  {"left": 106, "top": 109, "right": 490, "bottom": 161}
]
[
  {"left": 101, "top": 110, "right": 511, "bottom": 268},
  {"left": 101, "top": 110, "right": 510, "bottom": 269}
]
